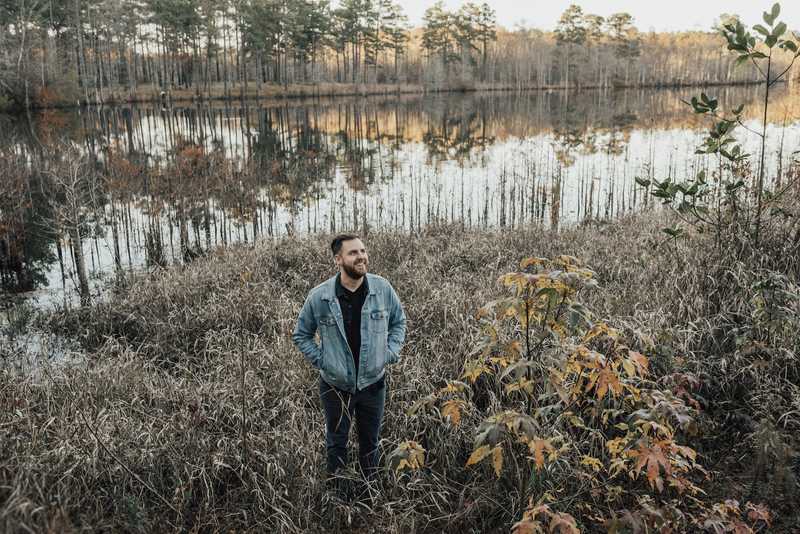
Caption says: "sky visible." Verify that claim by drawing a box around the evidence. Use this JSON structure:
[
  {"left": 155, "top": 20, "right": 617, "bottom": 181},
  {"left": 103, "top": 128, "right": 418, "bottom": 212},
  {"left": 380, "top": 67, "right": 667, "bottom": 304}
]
[{"left": 397, "top": 1, "right": 800, "bottom": 33}]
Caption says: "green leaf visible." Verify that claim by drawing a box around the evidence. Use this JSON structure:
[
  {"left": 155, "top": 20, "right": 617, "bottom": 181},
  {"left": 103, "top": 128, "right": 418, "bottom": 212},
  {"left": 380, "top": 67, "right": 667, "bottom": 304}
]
[
  {"left": 763, "top": 3, "right": 779, "bottom": 26},
  {"left": 781, "top": 41, "right": 798, "bottom": 53},
  {"left": 635, "top": 178, "right": 651, "bottom": 187},
  {"left": 662, "top": 226, "right": 684, "bottom": 238},
  {"left": 735, "top": 55, "right": 750, "bottom": 68},
  {"left": 773, "top": 22, "right": 787, "bottom": 39},
  {"left": 732, "top": 104, "right": 745, "bottom": 115},
  {"left": 753, "top": 24, "right": 770, "bottom": 36},
  {"left": 765, "top": 35, "right": 778, "bottom": 48}
]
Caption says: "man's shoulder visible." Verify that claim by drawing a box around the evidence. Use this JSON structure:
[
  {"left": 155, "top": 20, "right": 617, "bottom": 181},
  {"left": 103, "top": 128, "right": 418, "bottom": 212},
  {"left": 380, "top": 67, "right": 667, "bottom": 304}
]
[
  {"left": 308, "top": 275, "right": 336, "bottom": 299},
  {"left": 366, "top": 273, "right": 393, "bottom": 288}
]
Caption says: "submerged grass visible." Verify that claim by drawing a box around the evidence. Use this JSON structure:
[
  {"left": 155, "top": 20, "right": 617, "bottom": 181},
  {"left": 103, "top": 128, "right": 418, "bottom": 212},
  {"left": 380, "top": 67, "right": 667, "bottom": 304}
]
[{"left": 1, "top": 213, "right": 798, "bottom": 532}]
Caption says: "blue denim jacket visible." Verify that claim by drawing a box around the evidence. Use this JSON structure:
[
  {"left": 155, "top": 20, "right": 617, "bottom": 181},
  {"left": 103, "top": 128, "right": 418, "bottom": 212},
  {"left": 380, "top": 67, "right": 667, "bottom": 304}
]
[{"left": 292, "top": 273, "right": 406, "bottom": 392}]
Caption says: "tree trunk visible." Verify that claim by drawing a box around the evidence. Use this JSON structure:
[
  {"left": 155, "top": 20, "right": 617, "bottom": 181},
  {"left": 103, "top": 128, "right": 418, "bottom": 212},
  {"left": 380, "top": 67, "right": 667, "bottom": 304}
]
[{"left": 69, "top": 224, "right": 91, "bottom": 306}]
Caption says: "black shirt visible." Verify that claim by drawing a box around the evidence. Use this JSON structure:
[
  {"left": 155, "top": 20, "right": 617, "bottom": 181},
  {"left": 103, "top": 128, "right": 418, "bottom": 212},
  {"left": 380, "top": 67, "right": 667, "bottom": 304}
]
[{"left": 335, "top": 274, "right": 368, "bottom": 372}]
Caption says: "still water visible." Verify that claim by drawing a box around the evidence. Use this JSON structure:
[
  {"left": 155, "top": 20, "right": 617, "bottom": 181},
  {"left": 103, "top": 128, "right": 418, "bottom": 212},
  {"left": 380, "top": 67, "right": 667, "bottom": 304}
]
[{"left": 1, "top": 86, "right": 799, "bottom": 304}]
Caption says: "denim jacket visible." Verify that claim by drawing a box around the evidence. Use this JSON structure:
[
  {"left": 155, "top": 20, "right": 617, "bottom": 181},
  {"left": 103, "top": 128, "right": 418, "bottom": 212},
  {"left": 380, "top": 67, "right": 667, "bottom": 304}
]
[{"left": 292, "top": 273, "right": 406, "bottom": 392}]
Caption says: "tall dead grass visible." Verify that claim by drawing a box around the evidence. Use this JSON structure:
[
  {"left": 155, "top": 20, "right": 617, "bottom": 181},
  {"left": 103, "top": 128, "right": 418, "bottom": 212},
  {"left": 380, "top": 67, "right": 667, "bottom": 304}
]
[{"left": 1, "top": 213, "right": 797, "bottom": 532}]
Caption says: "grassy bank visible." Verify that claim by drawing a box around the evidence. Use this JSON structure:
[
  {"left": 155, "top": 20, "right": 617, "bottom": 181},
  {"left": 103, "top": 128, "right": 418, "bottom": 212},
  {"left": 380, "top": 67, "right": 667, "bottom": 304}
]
[
  {"left": 12, "top": 79, "right": 776, "bottom": 110},
  {"left": 1, "top": 213, "right": 798, "bottom": 532}
]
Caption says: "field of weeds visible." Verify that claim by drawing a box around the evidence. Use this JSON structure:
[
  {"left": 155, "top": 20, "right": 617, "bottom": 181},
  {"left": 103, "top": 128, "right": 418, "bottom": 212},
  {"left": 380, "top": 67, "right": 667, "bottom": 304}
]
[{"left": 1, "top": 213, "right": 798, "bottom": 532}]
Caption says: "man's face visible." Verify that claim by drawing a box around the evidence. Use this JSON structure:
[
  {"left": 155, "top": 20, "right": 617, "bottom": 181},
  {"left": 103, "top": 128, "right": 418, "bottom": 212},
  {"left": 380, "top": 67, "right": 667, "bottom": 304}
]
[{"left": 335, "top": 238, "right": 368, "bottom": 279}]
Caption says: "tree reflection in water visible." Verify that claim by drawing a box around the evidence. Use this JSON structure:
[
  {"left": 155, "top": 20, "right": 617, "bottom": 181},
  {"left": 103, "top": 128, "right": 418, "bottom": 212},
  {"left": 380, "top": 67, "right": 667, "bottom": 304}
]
[{"left": 1, "top": 85, "right": 797, "bottom": 298}]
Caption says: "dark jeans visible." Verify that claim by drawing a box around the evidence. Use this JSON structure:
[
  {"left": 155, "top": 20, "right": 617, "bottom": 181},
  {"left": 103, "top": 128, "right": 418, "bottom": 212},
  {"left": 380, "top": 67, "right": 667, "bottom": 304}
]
[{"left": 320, "top": 376, "right": 386, "bottom": 478}]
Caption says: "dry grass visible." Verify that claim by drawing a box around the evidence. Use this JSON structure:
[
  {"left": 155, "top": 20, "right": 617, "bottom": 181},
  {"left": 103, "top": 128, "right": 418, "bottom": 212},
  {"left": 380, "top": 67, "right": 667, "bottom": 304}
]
[{"left": 1, "top": 213, "right": 798, "bottom": 532}]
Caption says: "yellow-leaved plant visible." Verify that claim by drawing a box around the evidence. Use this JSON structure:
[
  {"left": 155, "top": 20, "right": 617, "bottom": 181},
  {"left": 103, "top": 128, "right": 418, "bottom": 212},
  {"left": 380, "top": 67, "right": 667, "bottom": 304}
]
[{"left": 402, "top": 255, "right": 764, "bottom": 530}]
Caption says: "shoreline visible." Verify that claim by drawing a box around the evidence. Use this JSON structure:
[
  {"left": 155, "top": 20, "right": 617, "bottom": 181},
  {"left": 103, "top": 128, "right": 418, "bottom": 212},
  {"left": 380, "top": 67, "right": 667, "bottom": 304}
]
[{"left": 4, "top": 79, "right": 775, "bottom": 113}]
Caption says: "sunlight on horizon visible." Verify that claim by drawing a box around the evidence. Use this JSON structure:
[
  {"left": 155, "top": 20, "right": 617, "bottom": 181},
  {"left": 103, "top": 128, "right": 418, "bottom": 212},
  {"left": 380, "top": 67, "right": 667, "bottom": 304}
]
[{"left": 395, "top": 0, "right": 800, "bottom": 33}]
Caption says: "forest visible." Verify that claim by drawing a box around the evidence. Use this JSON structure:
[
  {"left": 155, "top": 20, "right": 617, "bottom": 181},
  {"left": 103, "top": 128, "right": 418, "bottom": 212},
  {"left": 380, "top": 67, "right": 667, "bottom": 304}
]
[{"left": 2, "top": 0, "right": 798, "bottom": 110}]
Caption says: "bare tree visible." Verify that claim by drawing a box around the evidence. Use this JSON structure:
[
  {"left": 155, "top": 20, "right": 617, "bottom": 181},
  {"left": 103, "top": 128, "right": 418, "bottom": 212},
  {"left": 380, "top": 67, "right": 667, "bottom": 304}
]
[{"left": 45, "top": 147, "right": 100, "bottom": 306}]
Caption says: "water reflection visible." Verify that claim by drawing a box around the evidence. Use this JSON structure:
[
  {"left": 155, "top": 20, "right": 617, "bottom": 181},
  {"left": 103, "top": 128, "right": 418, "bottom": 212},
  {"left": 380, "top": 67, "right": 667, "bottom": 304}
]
[{"left": 1, "top": 86, "right": 798, "bottom": 301}]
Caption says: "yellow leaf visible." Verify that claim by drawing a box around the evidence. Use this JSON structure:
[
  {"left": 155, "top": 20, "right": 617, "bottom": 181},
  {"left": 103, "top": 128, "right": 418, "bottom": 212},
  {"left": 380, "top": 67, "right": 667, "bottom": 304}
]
[
  {"left": 392, "top": 440, "right": 426, "bottom": 473},
  {"left": 580, "top": 455, "right": 603, "bottom": 473},
  {"left": 466, "top": 445, "right": 492, "bottom": 467},
  {"left": 492, "top": 446, "right": 504, "bottom": 477},
  {"left": 608, "top": 457, "right": 627, "bottom": 478},
  {"left": 519, "top": 257, "right": 548, "bottom": 270},
  {"left": 606, "top": 437, "right": 628, "bottom": 456},
  {"left": 555, "top": 254, "right": 581, "bottom": 267},
  {"left": 567, "top": 414, "right": 585, "bottom": 429},
  {"left": 438, "top": 381, "right": 467, "bottom": 395},
  {"left": 489, "top": 356, "right": 512, "bottom": 368},
  {"left": 505, "top": 378, "right": 535, "bottom": 395},
  {"left": 408, "top": 445, "right": 426, "bottom": 469},
  {"left": 622, "top": 359, "right": 636, "bottom": 378},
  {"left": 583, "top": 322, "right": 620, "bottom": 343},
  {"left": 628, "top": 350, "right": 649, "bottom": 376},
  {"left": 441, "top": 400, "right": 463, "bottom": 425},
  {"left": 462, "top": 360, "right": 490, "bottom": 383}
]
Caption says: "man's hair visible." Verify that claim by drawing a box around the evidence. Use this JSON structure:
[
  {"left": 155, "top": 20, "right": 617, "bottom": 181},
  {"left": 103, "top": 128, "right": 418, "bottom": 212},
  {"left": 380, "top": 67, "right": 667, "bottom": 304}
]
[{"left": 330, "top": 233, "right": 361, "bottom": 256}]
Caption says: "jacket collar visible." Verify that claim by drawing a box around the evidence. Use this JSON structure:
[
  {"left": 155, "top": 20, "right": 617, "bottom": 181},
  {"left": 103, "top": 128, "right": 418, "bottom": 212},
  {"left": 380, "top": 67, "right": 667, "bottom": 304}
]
[
  {"left": 335, "top": 273, "right": 369, "bottom": 298},
  {"left": 321, "top": 273, "right": 377, "bottom": 301}
]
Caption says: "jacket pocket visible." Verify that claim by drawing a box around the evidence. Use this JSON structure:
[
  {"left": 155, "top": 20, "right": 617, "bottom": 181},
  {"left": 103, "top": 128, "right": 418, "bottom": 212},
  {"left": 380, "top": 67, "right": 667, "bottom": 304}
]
[
  {"left": 318, "top": 316, "right": 336, "bottom": 372},
  {"left": 368, "top": 309, "right": 388, "bottom": 333}
]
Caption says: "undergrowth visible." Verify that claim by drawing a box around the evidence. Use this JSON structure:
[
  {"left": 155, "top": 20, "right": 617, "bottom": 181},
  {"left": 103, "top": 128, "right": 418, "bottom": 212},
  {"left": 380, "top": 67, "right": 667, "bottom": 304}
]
[{"left": 1, "top": 209, "right": 798, "bottom": 532}]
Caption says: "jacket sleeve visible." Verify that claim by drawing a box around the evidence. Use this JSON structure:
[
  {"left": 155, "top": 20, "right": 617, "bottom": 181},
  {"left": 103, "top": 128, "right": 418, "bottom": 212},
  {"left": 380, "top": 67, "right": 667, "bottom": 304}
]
[
  {"left": 386, "top": 283, "right": 406, "bottom": 364},
  {"left": 292, "top": 293, "right": 323, "bottom": 370}
]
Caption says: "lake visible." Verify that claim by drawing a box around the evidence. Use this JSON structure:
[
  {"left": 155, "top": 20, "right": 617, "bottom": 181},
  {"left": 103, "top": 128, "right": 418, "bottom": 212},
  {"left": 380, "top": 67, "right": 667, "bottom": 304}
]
[{"left": 1, "top": 85, "right": 798, "bottom": 306}]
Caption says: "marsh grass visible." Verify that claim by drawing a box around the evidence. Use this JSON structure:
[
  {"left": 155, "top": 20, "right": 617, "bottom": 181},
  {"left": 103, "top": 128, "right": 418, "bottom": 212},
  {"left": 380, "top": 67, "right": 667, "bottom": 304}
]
[{"left": 1, "top": 213, "right": 798, "bottom": 532}]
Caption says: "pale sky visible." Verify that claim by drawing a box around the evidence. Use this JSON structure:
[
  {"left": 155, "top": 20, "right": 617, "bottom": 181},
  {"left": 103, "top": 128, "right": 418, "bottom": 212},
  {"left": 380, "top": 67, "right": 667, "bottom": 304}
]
[{"left": 397, "top": 1, "right": 800, "bottom": 33}]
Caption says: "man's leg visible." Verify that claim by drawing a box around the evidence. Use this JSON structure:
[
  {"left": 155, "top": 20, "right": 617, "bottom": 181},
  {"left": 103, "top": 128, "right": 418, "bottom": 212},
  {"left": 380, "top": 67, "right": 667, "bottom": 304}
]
[
  {"left": 353, "top": 377, "right": 386, "bottom": 478},
  {"left": 319, "top": 378, "right": 352, "bottom": 475}
]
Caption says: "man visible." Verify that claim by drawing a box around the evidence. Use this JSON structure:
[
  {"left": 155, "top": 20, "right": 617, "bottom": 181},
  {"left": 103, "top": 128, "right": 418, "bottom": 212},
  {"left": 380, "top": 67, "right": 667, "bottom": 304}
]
[{"left": 292, "top": 234, "right": 406, "bottom": 484}]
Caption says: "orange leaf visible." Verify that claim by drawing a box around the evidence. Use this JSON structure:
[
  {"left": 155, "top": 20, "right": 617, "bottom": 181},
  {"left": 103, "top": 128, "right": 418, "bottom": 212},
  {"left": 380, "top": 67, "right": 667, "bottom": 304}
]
[
  {"left": 441, "top": 400, "right": 464, "bottom": 425},
  {"left": 549, "top": 512, "right": 580, "bottom": 534},
  {"left": 466, "top": 445, "right": 492, "bottom": 467},
  {"left": 492, "top": 446, "right": 504, "bottom": 477},
  {"left": 632, "top": 441, "right": 671, "bottom": 492},
  {"left": 528, "top": 438, "right": 555, "bottom": 470}
]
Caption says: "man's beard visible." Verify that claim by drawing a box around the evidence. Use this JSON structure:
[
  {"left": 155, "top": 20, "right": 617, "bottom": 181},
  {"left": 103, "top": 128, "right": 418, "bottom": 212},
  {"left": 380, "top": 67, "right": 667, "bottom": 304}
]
[{"left": 342, "top": 260, "right": 367, "bottom": 279}]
